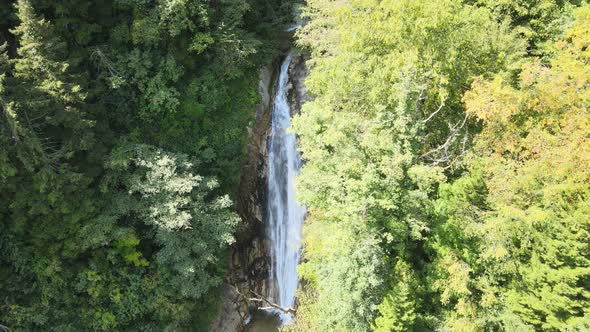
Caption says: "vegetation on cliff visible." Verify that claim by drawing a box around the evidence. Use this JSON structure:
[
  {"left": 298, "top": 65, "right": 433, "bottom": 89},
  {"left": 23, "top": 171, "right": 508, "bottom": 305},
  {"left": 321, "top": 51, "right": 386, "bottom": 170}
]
[
  {"left": 0, "top": 0, "right": 292, "bottom": 330},
  {"left": 2, "top": 0, "right": 589, "bottom": 331},
  {"left": 288, "top": 0, "right": 590, "bottom": 331}
]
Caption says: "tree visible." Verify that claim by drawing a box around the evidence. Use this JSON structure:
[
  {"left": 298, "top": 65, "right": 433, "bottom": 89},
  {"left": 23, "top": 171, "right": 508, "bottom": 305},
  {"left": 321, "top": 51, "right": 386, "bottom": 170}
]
[
  {"left": 373, "top": 260, "right": 417, "bottom": 332},
  {"left": 292, "top": 0, "right": 524, "bottom": 330},
  {"left": 0, "top": 0, "right": 293, "bottom": 329},
  {"left": 427, "top": 5, "right": 590, "bottom": 330}
]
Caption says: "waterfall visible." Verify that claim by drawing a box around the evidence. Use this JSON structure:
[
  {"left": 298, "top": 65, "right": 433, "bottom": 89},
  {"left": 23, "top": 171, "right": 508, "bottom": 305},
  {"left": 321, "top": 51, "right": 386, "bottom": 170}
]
[{"left": 266, "top": 52, "right": 305, "bottom": 324}]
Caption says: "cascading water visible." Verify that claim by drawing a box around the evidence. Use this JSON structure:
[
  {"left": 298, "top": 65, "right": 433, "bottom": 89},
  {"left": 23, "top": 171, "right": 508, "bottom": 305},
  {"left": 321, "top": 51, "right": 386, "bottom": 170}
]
[{"left": 266, "top": 52, "right": 305, "bottom": 324}]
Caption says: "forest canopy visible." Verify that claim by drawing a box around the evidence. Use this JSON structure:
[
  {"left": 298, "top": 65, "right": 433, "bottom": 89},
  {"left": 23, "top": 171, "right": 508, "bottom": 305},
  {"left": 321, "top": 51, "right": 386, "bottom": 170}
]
[
  {"left": 288, "top": 0, "right": 590, "bottom": 331},
  {"left": 0, "top": 0, "right": 292, "bottom": 330},
  {"left": 1, "top": 0, "right": 589, "bottom": 331}
]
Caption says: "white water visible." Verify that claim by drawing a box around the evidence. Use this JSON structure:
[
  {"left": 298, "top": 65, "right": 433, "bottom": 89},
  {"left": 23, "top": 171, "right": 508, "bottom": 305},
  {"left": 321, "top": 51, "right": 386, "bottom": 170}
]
[{"left": 266, "top": 53, "right": 305, "bottom": 324}]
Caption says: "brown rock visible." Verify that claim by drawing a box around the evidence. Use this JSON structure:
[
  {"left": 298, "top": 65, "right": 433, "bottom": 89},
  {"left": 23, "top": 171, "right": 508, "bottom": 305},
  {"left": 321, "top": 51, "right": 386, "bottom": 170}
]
[{"left": 209, "top": 51, "right": 309, "bottom": 332}]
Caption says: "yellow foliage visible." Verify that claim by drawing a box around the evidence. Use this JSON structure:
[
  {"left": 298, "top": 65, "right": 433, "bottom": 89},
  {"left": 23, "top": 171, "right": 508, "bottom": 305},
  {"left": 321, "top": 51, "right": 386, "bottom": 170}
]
[{"left": 459, "top": 5, "right": 590, "bottom": 329}]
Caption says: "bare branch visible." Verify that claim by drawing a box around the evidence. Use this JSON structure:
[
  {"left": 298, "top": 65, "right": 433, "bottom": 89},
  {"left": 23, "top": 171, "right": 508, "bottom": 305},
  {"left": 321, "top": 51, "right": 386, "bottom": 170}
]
[
  {"left": 420, "top": 113, "right": 469, "bottom": 168},
  {"left": 249, "top": 289, "right": 296, "bottom": 314},
  {"left": 229, "top": 284, "right": 296, "bottom": 315},
  {"left": 423, "top": 102, "right": 445, "bottom": 123},
  {"left": 90, "top": 47, "right": 120, "bottom": 77}
]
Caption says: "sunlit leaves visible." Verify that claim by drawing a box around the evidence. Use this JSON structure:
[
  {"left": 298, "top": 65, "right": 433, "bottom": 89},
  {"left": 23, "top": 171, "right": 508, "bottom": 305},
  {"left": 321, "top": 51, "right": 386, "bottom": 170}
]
[
  {"left": 438, "top": 6, "right": 590, "bottom": 330},
  {"left": 291, "top": 0, "right": 524, "bottom": 330},
  {"left": 0, "top": 0, "right": 287, "bottom": 330}
]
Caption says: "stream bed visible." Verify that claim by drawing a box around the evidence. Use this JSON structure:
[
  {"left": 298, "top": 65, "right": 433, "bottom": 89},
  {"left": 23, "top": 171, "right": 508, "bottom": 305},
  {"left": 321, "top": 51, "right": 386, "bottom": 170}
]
[{"left": 245, "top": 310, "right": 282, "bottom": 332}]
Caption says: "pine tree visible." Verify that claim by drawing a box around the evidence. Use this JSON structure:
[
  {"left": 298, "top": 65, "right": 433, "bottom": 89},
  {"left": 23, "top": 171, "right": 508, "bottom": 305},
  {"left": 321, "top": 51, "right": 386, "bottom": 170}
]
[{"left": 373, "top": 261, "right": 417, "bottom": 332}]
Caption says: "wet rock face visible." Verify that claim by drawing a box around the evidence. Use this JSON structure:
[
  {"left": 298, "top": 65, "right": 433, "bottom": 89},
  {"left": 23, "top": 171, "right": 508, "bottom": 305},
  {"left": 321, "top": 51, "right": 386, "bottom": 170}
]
[
  {"left": 235, "top": 63, "right": 276, "bottom": 246},
  {"left": 208, "top": 285, "right": 247, "bottom": 332},
  {"left": 288, "top": 54, "right": 309, "bottom": 117},
  {"left": 210, "top": 62, "right": 277, "bottom": 332},
  {"left": 210, "top": 52, "right": 308, "bottom": 332}
]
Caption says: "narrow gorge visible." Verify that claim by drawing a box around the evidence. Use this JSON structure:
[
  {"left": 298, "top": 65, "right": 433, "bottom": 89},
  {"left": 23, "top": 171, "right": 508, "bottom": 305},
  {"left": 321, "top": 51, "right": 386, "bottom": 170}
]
[
  {"left": 2, "top": 1, "right": 588, "bottom": 332},
  {"left": 210, "top": 41, "right": 308, "bottom": 331},
  {"left": 266, "top": 52, "right": 306, "bottom": 324}
]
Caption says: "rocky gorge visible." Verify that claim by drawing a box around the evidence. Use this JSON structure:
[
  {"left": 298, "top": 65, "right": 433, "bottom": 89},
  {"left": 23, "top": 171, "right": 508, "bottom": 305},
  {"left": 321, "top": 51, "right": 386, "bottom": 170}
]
[{"left": 209, "top": 47, "right": 309, "bottom": 332}]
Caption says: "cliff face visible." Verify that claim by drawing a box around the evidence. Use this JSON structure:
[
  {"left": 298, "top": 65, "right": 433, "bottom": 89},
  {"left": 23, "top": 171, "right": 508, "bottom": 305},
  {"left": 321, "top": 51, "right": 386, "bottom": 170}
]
[
  {"left": 209, "top": 61, "right": 277, "bottom": 332},
  {"left": 209, "top": 51, "right": 308, "bottom": 332},
  {"left": 288, "top": 54, "right": 310, "bottom": 117}
]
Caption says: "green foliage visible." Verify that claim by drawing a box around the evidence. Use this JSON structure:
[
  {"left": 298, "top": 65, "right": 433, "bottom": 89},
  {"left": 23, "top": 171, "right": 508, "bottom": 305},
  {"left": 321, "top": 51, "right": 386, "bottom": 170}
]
[
  {"left": 297, "top": 221, "right": 386, "bottom": 331},
  {"left": 292, "top": 0, "right": 589, "bottom": 331},
  {"left": 0, "top": 0, "right": 292, "bottom": 330},
  {"left": 471, "top": 0, "right": 580, "bottom": 53},
  {"left": 453, "top": 7, "right": 590, "bottom": 329},
  {"left": 291, "top": 0, "right": 525, "bottom": 330},
  {"left": 2, "top": 0, "right": 588, "bottom": 330},
  {"left": 373, "top": 261, "right": 417, "bottom": 332},
  {"left": 106, "top": 143, "right": 238, "bottom": 298}
]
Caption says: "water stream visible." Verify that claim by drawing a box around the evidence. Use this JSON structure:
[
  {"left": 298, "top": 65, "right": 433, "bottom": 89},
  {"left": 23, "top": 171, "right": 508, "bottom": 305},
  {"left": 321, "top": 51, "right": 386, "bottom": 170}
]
[{"left": 265, "top": 52, "right": 305, "bottom": 325}]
